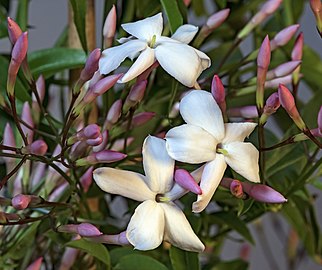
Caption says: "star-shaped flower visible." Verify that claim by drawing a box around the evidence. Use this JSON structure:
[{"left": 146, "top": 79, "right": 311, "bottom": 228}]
[
  {"left": 99, "top": 13, "right": 210, "bottom": 87},
  {"left": 165, "top": 90, "right": 260, "bottom": 213},
  {"left": 93, "top": 135, "right": 204, "bottom": 252}
]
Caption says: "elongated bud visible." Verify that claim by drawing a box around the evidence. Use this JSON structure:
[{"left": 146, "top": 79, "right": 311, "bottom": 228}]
[
  {"left": 80, "top": 167, "right": 93, "bottom": 192},
  {"left": 11, "top": 194, "right": 32, "bottom": 210},
  {"left": 278, "top": 84, "right": 305, "bottom": 130},
  {"left": 7, "top": 32, "right": 28, "bottom": 97},
  {"left": 256, "top": 36, "right": 271, "bottom": 110},
  {"left": 105, "top": 99, "right": 122, "bottom": 130},
  {"left": 318, "top": 106, "right": 322, "bottom": 132},
  {"left": 266, "top": 61, "right": 301, "bottom": 80},
  {"left": 21, "top": 102, "right": 34, "bottom": 144},
  {"left": 87, "top": 231, "right": 130, "bottom": 245},
  {"left": 230, "top": 180, "right": 245, "bottom": 199},
  {"left": 260, "top": 92, "right": 280, "bottom": 125},
  {"left": 58, "top": 223, "right": 102, "bottom": 237},
  {"left": 3, "top": 123, "right": 16, "bottom": 149},
  {"left": 201, "top": 9, "right": 230, "bottom": 37},
  {"left": 22, "top": 139, "right": 48, "bottom": 155},
  {"left": 131, "top": 112, "right": 156, "bottom": 128},
  {"left": 76, "top": 150, "right": 127, "bottom": 166},
  {"left": 211, "top": 75, "right": 226, "bottom": 114},
  {"left": 227, "top": 106, "right": 258, "bottom": 118},
  {"left": 270, "top": 24, "right": 300, "bottom": 50},
  {"left": 34, "top": 75, "right": 46, "bottom": 102},
  {"left": 242, "top": 182, "right": 287, "bottom": 203},
  {"left": 26, "top": 257, "right": 43, "bottom": 270},
  {"left": 103, "top": 5, "right": 117, "bottom": 48},
  {"left": 124, "top": 80, "right": 147, "bottom": 112},
  {"left": 60, "top": 245, "right": 79, "bottom": 270},
  {"left": 264, "top": 74, "right": 297, "bottom": 88},
  {"left": 93, "top": 130, "right": 109, "bottom": 152},
  {"left": 310, "top": 0, "right": 322, "bottom": 35},
  {"left": 86, "top": 133, "right": 103, "bottom": 146},
  {"left": 174, "top": 168, "right": 202, "bottom": 195},
  {"left": 237, "top": 0, "right": 282, "bottom": 39},
  {"left": 68, "top": 124, "right": 101, "bottom": 144},
  {"left": 291, "top": 33, "right": 304, "bottom": 85},
  {"left": 7, "top": 17, "right": 22, "bottom": 44}
]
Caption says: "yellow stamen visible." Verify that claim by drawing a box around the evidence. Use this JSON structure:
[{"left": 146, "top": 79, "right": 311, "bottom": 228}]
[
  {"left": 217, "top": 148, "right": 228, "bottom": 156},
  {"left": 150, "top": 35, "right": 156, "bottom": 48},
  {"left": 158, "top": 196, "right": 170, "bottom": 202}
]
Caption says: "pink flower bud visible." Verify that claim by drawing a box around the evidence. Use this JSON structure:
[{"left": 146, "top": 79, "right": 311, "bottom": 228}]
[
  {"left": 174, "top": 168, "right": 202, "bottom": 195},
  {"left": 261, "top": 0, "right": 283, "bottom": 14},
  {"left": 86, "top": 133, "right": 103, "bottom": 146},
  {"left": 227, "top": 106, "right": 258, "bottom": 119},
  {"left": 105, "top": 99, "right": 123, "bottom": 129},
  {"left": 103, "top": 5, "right": 117, "bottom": 48},
  {"left": 211, "top": 75, "right": 226, "bottom": 114},
  {"left": 33, "top": 75, "right": 46, "bottom": 103},
  {"left": 21, "top": 102, "right": 34, "bottom": 144},
  {"left": 69, "top": 124, "right": 101, "bottom": 145},
  {"left": 266, "top": 60, "right": 301, "bottom": 80},
  {"left": 263, "top": 92, "right": 280, "bottom": 115},
  {"left": 111, "top": 137, "right": 134, "bottom": 151},
  {"left": 80, "top": 48, "right": 101, "bottom": 82},
  {"left": 318, "top": 106, "right": 322, "bottom": 132},
  {"left": 205, "top": 9, "right": 230, "bottom": 30},
  {"left": 93, "top": 130, "right": 109, "bottom": 152},
  {"left": 87, "top": 231, "right": 130, "bottom": 246},
  {"left": 264, "top": 74, "right": 296, "bottom": 88},
  {"left": 230, "top": 180, "right": 245, "bottom": 199},
  {"left": 80, "top": 167, "right": 93, "bottom": 193},
  {"left": 310, "top": 0, "right": 322, "bottom": 34},
  {"left": 124, "top": 80, "right": 147, "bottom": 111},
  {"left": 137, "top": 61, "right": 160, "bottom": 81},
  {"left": 257, "top": 35, "right": 271, "bottom": 69},
  {"left": 26, "top": 257, "right": 43, "bottom": 270},
  {"left": 76, "top": 150, "right": 127, "bottom": 166},
  {"left": 22, "top": 139, "right": 48, "bottom": 155},
  {"left": 278, "top": 84, "right": 305, "bottom": 130},
  {"left": 3, "top": 123, "right": 16, "bottom": 149},
  {"left": 131, "top": 112, "right": 156, "bottom": 128},
  {"left": 270, "top": 24, "right": 299, "bottom": 50},
  {"left": 242, "top": 182, "right": 287, "bottom": 203},
  {"left": 291, "top": 33, "right": 304, "bottom": 61},
  {"left": 7, "top": 17, "right": 22, "bottom": 44},
  {"left": 60, "top": 245, "right": 79, "bottom": 270},
  {"left": 11, "top": 194, "right": 32, "bottom": 210},
  {"left": 183, "top": 0, "right": 191, "bottom": 6},
  {"left": 77, "top": 223, "right": 102, "bottom": 237}
]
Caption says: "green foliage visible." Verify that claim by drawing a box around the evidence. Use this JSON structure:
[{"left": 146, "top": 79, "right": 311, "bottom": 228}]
[{"left": 69, "top": 0, "right": 87, "bottom": 52}]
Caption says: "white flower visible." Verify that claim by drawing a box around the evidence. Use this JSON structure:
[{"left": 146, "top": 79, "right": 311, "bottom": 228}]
[
  {"left": 99, "top": 13, "right": 210, "bottom": 87},
  {"left": 165, "top": 90, "right": 260, "bottom": 213},
  {"left": 93, "top": 135, "right": 204, "bottom": 252}
]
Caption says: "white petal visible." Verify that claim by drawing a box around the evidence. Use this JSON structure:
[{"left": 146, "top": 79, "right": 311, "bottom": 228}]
[
  {"left": 222, "top": 122, "right": 257, "bottom": 144},
  {"left": 126, "top": 200, "right": 164, "bottom": 250},
  {"left": 193, "top": 48, "right": 211, "bottom": 69},
  {"left": 117, "top": 36, "right": 135, "bottom": 44},
  {"left": 160, "top": 202, "right": 204, "bottom": 252},
  {"left": 142, "top": 135, "right": 175, "bottom": 193},
  {"left": 223, "top": 142, "right": 260, "bottom": 183},
  {"left": 122, "top": 13, "right": 163, "bottom": 42},
  {"left": 192, "top": 155, "right": 227, "bottom": 213},
  {"left": 155, "top": 42, "right": 203, "bottom": 87},
  {"left": 93, "top": 167, "right": 155, "bottom": 201},
  {"left": 99, "top": 40, "right": 147, "bottom": 75},
  {"left": 171, "top": 24, "right": 198, "bottom": 44},
  {"left": 180, "top": 90, "right": 225, "bottom": 141},
  {"left": 166, "top": 124, "right": 217, "bottom": 164},
  {"left": 165, "top": 165, "right": 205, "bottom": 201},
  {"left": 119, "top": 47, "right": 155, "bottom": 83}
]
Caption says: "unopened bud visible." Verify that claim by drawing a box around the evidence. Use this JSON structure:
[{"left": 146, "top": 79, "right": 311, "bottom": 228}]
[
  {"left": 242, "top": 182, "right": 287, "bottom": 203},
  {"left": 21, "top": 102, "right": 34, "bottom": 144},
  {"left": 211, "top": 75, "right": 226, "bottom": 114},
  {"left": 7, "top": 17, "right": 22, "bottom": 44},
  {"left": 124, "top": 80, "right": 147, "bottom": 111},
  {"left": 310, "top": 0, "right": 322, "bottom": 35},
  {"left": 22, "top": 140, "right": 48, "bottom": 155},
  {"left": 264, "top": 74, "right": 297, "bottom": 89},
  {"left": 34, "top": 75, "right": 46, "bottom": 102},
  {"left": 261, "top": 92, "right": 280, "bottom": 124},
  {"left": 79, "top": 48, "right": 101, "bottom": 87},
  {"left": 87, "top": 231, "right": 130, "bottom": 246},
  {"left": 11, "top": 194, "right": 31, "bottom": 209},
  {"left": 266, "top": 61, "right": 301, "bottom": 80},
  {"left": 131, "top": 112, "right": 156, "bottom": 128},
  {"left": 105, "top": 99, "right": 122, "bottom": 129},
  {"left": 291, "top": 33, "right": 304, "bottom": 61},
  {"left": 103, "top": 5, "right": 117, "bottom": 48},
  {"left": 86, "top": 133, "right": 103, "bottom": 146},
  {"left": 93, "top": 130, "right": 109, "bottom": 152},
  {"left": 26, "top": 257, "right": 43, "bottom": 270},
  {"left": 227, "top": 106, "right": 258, "bottom": 119},
  {"left": 68, "top": 124, "right": 101, "bottom": 145},
  {"left": 76, "top": 150, "right": 127, "bottom": 166},
  {"left": 270, "top": 24, "right": 300, "bottom": 50},
  {"left": 174, "top": 168, "right": 202, "bottom": 195},
  {"left": 137, "top": 61, "right": 160, "bottom": 81},
  {"left": 278, "top": 84, "right": 305, "bottom": 130},
  {"left": 80, "top": 167, "right": 93, "bottom": 192},
  {"left": 230, "top": 180, "right": 245, "bottom": 199},
  {"left": 58, "top": 223, "right": 102, "bottom": 237}
]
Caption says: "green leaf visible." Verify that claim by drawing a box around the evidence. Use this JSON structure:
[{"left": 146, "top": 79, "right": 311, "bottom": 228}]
[
  {"left": 169, "top": 246, "right": 199, "bottom": 270},
  {"left": 28, "top": 48, "right": 86, "bottom": 78},
  {"left": 15, "top": 0, "right": 29, "bottom": 31},
  {"left": 115, "top": 254, "right": 168, "bottom": 270},
  {"left": 65, "top": 238, "right": 110, "bottom": 268},
  {"left": 69, "top": 0, "right": 87, "bottom": 52},
  {"left": 160, "top": 0, "right": 183, "bottom": 33},
  {"left": 110, "top": 247, "right": 139, "bottom": 266}
]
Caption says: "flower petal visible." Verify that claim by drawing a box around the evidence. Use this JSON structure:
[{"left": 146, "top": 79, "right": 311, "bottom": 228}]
[
  {"left": 119, "top": 47, "right": 155, "bottom": 83},
  {"left": 93, "top": 167, "right": 155, "bottom": 201},
  {"left": 171, "top": 24, "right": 198, "bottom": 44},
  {"left": 126, "top": 200, "right": 164, "bottom": 250},
  {"left": 160, "top": 202, "right": 205, "bottom": 252},
  {"left": 223, "top": 142, "right": 260, "bottom": 183},
  {"left": 193, "top": 48, "right": 211, "bottom": 69},
  {"left": 165, "top": 165, "right": 205, "bottom": 201},
  {"left": 180, "top": 90, "right": 225, "bottom": 141},
  {"left": 121, "top": 13, "right": 163, "bottom": 42},
  {"left": 166, "top": 124, "right": 217, "bottom": 163},
  {"left": 142, "top": 135, "right": 175, "bottom": 193},
  {"left": 222, "top": 122, "right": 257, "bottom": 143},
  {"left": 155, "top": 42, "right": 203, "bottom": 87},
  {"left": 99, "top": 40, "right": 147, "bottom": 75},
  {"left": 192, "top": 155, "right": 227, "bottom": 213}
]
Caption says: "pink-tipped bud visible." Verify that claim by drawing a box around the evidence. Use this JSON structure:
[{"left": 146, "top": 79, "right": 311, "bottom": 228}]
[
  {"left": 291, "top": 33, "right": 304, "bottom": 61},
  {"left": 230, "top": 180, "right": 245, "bottom": 199},
  {"left": 105, "top": 99, "right": 122, "bottom": 129},
  {"left": 263, "top": 92, "right": 280, "bottom": 115},
  {"left": 93, "top": 130, "right": 109, "bottom": 152},
  {"left": 125, "top": 80, "right": 147, "bottom": 109},
  {"left": 80, "top": 48, "right": 101, "bottom": 83},
  {"left": 86, "top": 133, "right": 103, "bottom": 146},
  {"left": 318, "top": 106, "right": 322, "bottom": 132},
  {"left": 77, "top": 223, "right": 103, "bottom": 237},
  {"left": 131, "top": 112, "right": 156, "bottom": 128},
  {"left": 227, "top": 106, "right": 258, "bottom": 119},
  {"left": 80, "top": 167, "right": 93, "bottom": 193},
  {"left": 12, "top": 194, "right": 32, "bottom": 210},
  {"left": 310, "top": 0, "right": 322, "bottom": 34},
  {"left": 278, "top": 84, "right": 305, "bottom": 130},
  {"left": 261, "top": 0, "right": 283, "bottom": 14},
  {"left": 26, "top": 257, "right": 43, "bottom": 270},
  {"left": 266, "top": 61, "right": 301, "bottom": 80},
  {"left": 76, "top": 150, "right": 127, "bottom": 166},
  {"left": 68, "top": 124, "right": 101, "bottom": 145},
  {"left": 257, "top": 35, "right": 271, "bottom": 69},
  {"left": 242, "top": 182, "right": 287, "bottom": 203},
  {"left": 205, "top": 9, "right": 230, "bottom": 31},
  {"left": 174, "top": 168, "right": 202, "bottom": 195},
  {"left": 35, "top": 75, "right": 45, "bottom": 102},
  {"left": 21, "top": 102, "right": 34, "bottom": 144},
  {"left": 87, "top": 231, "right": 130, "bottom": 246},
  {"left": 7, "top": 17, "right": 22, "bottom": 44},
  {"left": 137, "top": 61, "right": 160, "bottom": 81},
  {"left": 22, "top": 140, "right": 48, "bottom": 155},
  {"left": 103, "top": 5, "right": 117, "bottom": 48},
  {"left": 264, "top": 74, "right": 296, "bottom": 88},
  {"left": 270, "top": 24, "right": 300, "bottom": 50},
  {"left": 211, "top": 75, "right": 226, "bottom": 114}
]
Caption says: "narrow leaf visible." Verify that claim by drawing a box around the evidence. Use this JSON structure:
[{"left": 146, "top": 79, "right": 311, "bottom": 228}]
[
  {"left": 160, "top": 0, "right": 183, "bottom": 33},
  {"left": 69, "top": 0, "right": 87, "bottom": 52}
]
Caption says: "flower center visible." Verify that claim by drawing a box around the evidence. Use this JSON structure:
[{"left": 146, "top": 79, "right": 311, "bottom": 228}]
[
  {"left": 216, "top": 144, "right": 228, "bottom": 155},
  {"left": 155, "top": 193, "right": 170, "bottom": 203},
  {"left": 149, "top": 35, "right": 157, "bottom": 48}
]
